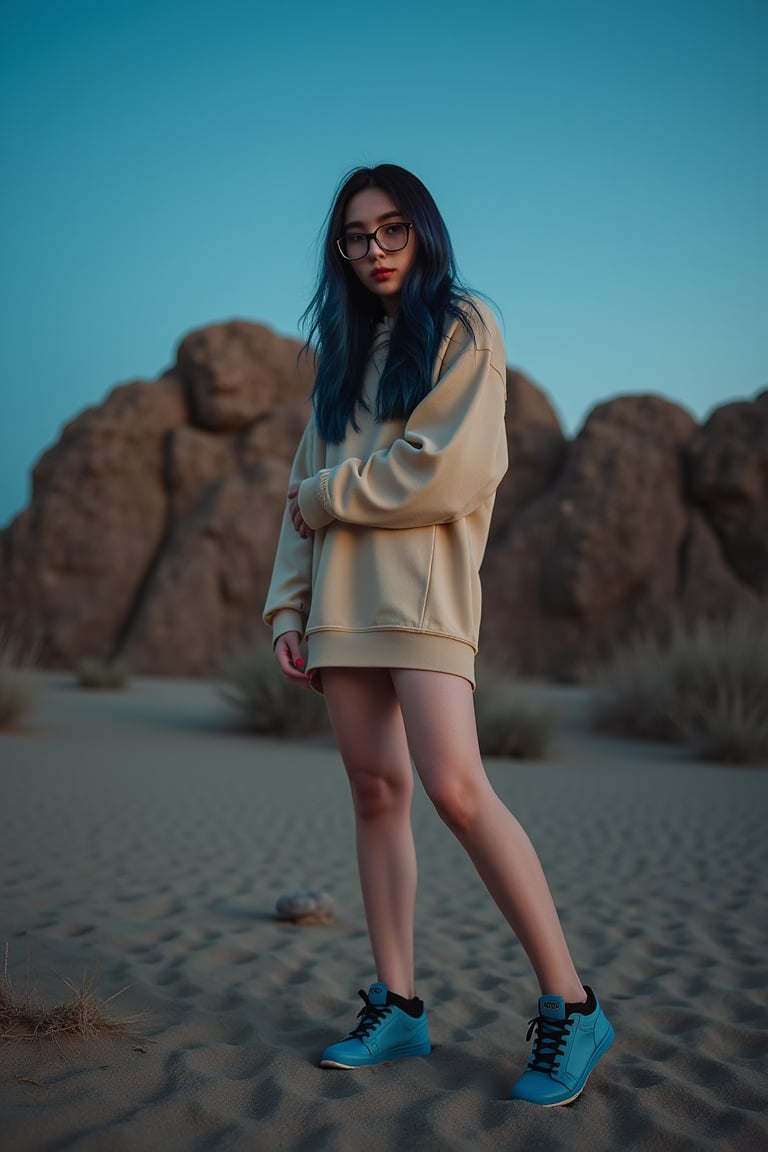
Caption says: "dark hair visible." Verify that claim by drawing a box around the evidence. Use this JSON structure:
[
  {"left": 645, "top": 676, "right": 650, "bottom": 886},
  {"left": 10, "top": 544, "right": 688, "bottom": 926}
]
[{"left": 301, "top": 164, "right": 481, "bottom": 443}]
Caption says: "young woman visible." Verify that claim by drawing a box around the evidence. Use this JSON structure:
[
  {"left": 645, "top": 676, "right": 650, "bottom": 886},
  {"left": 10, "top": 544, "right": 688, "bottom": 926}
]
[{"left": 263, "top": 164, "right": 613, "bottom": 1106}]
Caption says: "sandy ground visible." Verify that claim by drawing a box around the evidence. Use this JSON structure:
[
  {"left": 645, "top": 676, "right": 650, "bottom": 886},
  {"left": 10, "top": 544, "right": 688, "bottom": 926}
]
[{"left": 0, "top": 672, "right": 766, "bottom": 1151}]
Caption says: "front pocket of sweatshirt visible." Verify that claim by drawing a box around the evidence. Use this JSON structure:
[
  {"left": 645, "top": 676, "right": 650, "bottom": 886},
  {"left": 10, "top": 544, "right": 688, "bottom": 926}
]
[
  {"left": 419, "top": 519, "right": 481, "bottom": 643},
  {"left": 308, "top": 523, "right": 437, "bottom": 633}
]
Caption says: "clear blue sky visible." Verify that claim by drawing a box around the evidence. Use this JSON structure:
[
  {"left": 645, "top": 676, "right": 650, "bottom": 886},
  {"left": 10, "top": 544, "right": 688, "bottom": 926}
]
[{"left": 1, "top": 0, "right": 766, "bottom": 529}]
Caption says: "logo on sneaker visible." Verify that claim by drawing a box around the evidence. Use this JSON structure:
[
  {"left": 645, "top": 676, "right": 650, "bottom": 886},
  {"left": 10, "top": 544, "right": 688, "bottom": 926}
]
[
  {"left": 543, "top": 1000, "right": 560, "bottom": 1010},
  {"left": 371, "top": 985, "right": 385, "bottom": 996}
]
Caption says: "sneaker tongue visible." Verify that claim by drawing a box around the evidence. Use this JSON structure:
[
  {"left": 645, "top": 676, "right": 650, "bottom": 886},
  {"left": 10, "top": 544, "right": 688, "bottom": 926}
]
[
  {"left": 539, "top": 994, "right": 566, "bottom": 1021},
  {"left": 367, "top": 983, "right": 388, "bottom": 1007}
]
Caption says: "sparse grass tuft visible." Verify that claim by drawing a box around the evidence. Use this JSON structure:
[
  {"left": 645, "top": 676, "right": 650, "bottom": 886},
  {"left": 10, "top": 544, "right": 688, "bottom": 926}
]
[
  {"left": 0, "top": 944, "right": 139, "bottom": 1045},
  {"left": 592, "top": 609, "right": 768, "bottom": 765},
  {"left": 218, "top": 643, "right": 329, "bottom": 737},
  {"left": 591, "top": 642, "right": 681, "bottom": 743},
  {"left": 474, "top": 672, "right": 560, "bottom": 759},
  {"left": 75, "top": 658, "right": 131, "bottom": 690},
  {"left": 0, "top": 633, "right": 37, "bottom": 730}
]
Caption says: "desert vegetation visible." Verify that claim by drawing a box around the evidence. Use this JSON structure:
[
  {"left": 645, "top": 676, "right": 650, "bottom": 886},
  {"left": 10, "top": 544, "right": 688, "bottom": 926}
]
[
  {"left": 218, "top": 643, "right": 329, "bottom": 737},
  {"left": 591, "top": 610, "right": 768, "bottom": 764},
  {"left": 0, "top": 633, "right": 37, "bottom": 730},
  {"left": 1, "top": 945, "right": 137, "bottom": 1044},
  {"left": 473, "top": 669, "right": 561, "bottom": 759},
  {"left": 75, "top": 658, "right": 131, "bottom": 689}
]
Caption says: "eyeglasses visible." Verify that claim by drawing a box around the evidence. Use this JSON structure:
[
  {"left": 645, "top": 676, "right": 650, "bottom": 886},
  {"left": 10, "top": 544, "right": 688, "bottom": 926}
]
[{"left": 336, "top": 222, "right": 414, "bottom": 261}]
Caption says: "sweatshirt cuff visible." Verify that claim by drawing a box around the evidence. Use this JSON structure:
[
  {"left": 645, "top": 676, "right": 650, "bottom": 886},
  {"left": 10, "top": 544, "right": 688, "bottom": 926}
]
[
  {"left": 270, "top": 609, "right": 305, "bottom": 647},
  {"left": 298, "top": 473, "right": 335, "bottom": 529}
]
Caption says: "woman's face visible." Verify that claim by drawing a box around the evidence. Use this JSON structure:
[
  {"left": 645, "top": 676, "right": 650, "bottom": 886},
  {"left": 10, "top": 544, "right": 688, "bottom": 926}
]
[{"left": 341, "top": 186, "right": 418, "bottom": 316}]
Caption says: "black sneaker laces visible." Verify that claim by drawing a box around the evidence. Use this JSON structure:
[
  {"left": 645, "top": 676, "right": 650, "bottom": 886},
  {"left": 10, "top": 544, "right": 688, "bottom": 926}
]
[
  {"left": 525, "top": 1014, "right": 573, "bottom": 1074},
  {"left": 347, "top": 989, "right": 392, "bottom": 1040}
]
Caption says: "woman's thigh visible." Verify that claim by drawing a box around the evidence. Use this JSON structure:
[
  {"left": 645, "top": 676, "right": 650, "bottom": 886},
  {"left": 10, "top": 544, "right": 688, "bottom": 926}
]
[
  {"left": 389, "top": 668, "right": 487, "bottom": 793},
  {"left": 321, "top": 668, "right": 414, "bottom": 796}
]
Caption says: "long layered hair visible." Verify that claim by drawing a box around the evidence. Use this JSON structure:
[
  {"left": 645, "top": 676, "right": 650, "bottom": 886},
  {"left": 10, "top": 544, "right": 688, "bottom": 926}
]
[{"left": 301, "top": 164, "right": 481, "bottom": 444}]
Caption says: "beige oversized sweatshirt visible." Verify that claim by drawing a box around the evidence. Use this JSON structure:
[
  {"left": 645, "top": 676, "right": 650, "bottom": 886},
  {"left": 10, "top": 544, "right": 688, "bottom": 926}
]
[{"left": 263, "top": 298, "right": 508, "bottom": 686}]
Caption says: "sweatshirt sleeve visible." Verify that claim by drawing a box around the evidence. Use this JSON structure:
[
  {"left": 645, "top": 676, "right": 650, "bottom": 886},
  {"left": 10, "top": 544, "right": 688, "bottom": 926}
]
[
  {"left": 262, "top": 419, "right": 319, "bottom": 643},
  {"left": 297, "top": 307, "right": 508, "bottom": 531}
]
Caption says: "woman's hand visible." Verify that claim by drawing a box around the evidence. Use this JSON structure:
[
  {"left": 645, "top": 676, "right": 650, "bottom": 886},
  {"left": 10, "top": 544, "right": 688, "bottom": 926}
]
[
  {"left": 274, "top": 631, "right": 312, "bottom": 687},
  {"left": 288, "top": 483, "right": 314, "bottom": 539}
]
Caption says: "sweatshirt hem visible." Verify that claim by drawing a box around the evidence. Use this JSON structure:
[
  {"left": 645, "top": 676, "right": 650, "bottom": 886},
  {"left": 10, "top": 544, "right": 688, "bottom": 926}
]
[{"left": 306, "top": 628, "right": 476, "bottom": 688}]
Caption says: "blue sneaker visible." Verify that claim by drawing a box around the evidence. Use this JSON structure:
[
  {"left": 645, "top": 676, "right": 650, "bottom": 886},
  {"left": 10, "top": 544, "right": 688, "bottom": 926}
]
[
  {"left": 508, "top": 986, "right": 614, "bottom": 1106},
  {"left": 320, "top": 983, "right": 431, "bottom": 1068}
]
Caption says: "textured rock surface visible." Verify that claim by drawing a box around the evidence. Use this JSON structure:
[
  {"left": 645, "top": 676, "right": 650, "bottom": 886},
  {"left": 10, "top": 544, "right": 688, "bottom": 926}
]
[
  {"left": 177, "top": 320, "right": 310, "bottom": 431},
  {"left": 1, "top": 320, "right": 764, "bottom": 680},
  {"left": 685, "top": 391, "right": 768, "bottom": 594},
  {"left": 539, "top": 395, "right": 695, "bottom": 620},
  {"left": 119, "top": 463, "right": 292, "bottom": 674},
  {"left": 0, "top": 322, "right": 311, "bottom": 673},
  {"left": 489, "top": 370, "right": 566, "bottom": 543},
  {"left": 0, "top": 378, "right": 187, "bottom": 667},
  {"left": 479, "top": 393, "right": 765, "bottom": 678}
]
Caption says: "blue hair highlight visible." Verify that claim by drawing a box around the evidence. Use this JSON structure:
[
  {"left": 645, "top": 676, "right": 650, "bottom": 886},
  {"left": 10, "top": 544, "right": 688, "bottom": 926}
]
[{"left": 301, "top": 164, "right": 482, "bottom": 444}]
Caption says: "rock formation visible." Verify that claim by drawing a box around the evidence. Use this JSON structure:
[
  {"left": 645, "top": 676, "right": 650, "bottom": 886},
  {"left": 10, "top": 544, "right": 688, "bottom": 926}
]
[
  {"left": 0, "top": 321, "right": 312, "bottom": 674},
  {"left": 684, "top": 392, "right": 768, "bottom": 594},
  {"left": 0, "top": 379, "right": 188, "bottom": 668},
  {"left": 479, "top": 394, "right": 760, "bottom": 677},
  {"left": 0, "top": 320, "right": 764, "bottom": 680}
]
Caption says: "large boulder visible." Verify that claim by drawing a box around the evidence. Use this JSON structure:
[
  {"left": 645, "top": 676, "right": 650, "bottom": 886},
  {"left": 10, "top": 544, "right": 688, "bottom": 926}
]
[
  {"left": 685, "top": 391, "right": 768, "bottom": 593},
  {"left": 489, "top": 370, "right": 566, "bottom": 542},
  {"left": 0, "top": 377, "right": 187, "bottom": 666},
  {"left": 0, "top": 321, "right": 312, "bottom": 670},
  {"left": 678, "top": 510, "right": 759, "bottom": 621},
  {"left": 480, "top": 393, "right": 761, "bottom": 678},
  {"left": 118, "top": 462, "right": 291, "bottom": 674},
  {"left": 540, "top": 395, "right": 695, "bottom": 620}
]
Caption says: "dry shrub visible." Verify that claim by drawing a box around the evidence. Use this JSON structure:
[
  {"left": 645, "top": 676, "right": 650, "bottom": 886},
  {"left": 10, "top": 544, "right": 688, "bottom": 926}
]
[
  {"left": 592, "top": 609, "right": 768, "bottom": 764},
  {"left": 0, "top": 945, "right": 138, "bottom": 1045},
  {"left": 0, "top": 633, "right": 37, "bottom": 730},
  {"left": 591, "top": 641, "right": 680, "bottom": 742},
  {"left": 75, "top": 658, "right": 131, "bottom": 689},
  {"left": 474, "top": 673, "right": 560, "bottom": 760},
  {"left": 218, "top": 643, "right": 329, "bottom": 737}
]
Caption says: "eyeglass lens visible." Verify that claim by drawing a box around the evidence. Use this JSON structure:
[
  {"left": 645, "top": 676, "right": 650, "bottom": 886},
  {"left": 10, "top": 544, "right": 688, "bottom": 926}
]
[{"left": 339, "top": 223, "right": 410, "bottom": 260}]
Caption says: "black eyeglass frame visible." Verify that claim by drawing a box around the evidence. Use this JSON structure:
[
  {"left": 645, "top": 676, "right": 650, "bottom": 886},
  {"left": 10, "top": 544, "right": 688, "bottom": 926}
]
[{"left": 336, "top": 222, "right": 414, "bottom": 261}]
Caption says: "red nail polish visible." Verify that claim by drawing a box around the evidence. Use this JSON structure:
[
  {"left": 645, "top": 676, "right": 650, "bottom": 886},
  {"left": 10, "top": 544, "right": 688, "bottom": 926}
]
[{"left": 295, "top": 658, "right": 304, "bottom": 669}]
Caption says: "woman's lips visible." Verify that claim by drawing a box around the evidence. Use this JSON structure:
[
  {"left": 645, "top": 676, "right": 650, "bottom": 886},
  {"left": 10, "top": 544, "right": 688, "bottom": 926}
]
[{"left": 372, "top": 268, "right": 395, "bottom": 280}]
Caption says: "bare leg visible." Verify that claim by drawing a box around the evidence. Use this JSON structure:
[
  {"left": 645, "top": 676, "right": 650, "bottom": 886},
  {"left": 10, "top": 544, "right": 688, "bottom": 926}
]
[
  {"left": 391, "top": 668, "right": 585, "bottom": 1001},
  {"left": 322, "top": 668, "right": 417, "bottom": 999}
]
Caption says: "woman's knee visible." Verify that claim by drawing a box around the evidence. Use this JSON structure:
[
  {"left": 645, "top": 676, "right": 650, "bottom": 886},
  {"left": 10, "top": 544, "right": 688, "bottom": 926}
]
[
  {"left": 425, "top": 775, "right": 486, "bottom": 836},
  {"left": 348, "top": 767, "right": 412, "bottom": 821}
]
